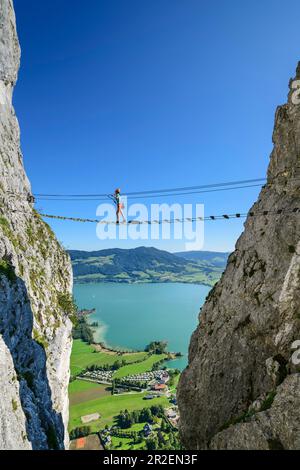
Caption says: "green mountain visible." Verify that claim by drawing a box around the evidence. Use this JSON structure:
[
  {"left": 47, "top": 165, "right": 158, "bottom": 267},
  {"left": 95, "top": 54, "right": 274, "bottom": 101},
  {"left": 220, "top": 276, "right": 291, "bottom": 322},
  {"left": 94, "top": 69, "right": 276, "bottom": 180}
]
[{"left": 69, "top": 247, "right": 229, "bottom": 287}]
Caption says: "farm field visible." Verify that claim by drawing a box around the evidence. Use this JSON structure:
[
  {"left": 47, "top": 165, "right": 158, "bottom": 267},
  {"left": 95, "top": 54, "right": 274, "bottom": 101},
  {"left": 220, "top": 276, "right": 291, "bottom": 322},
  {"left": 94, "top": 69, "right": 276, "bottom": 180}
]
[
  {"left": 69, "top": 392, "right": 170, "bottom": 432},
  {"left": 69, "top": 380, "right": 111, "bottom": 406}
]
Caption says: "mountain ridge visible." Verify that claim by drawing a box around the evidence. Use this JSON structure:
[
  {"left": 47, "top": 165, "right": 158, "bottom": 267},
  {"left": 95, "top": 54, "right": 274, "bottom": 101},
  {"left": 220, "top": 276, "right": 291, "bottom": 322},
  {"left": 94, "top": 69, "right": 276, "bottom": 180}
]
[{"left": 69, "top": 247, "right": 229, "bottom": 286}]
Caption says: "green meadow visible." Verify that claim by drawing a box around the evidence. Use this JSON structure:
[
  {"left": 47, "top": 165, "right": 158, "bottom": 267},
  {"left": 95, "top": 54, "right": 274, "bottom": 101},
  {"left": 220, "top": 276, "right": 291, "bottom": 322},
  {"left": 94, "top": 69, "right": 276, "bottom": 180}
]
[
  {"left": 69, "top": 391, "right": 170, "bottom": 432},
  {"left": 70, "top": 339, "right": 148, "bottom": 376},
  {"left": 69, "top": 379, "right": 102, "bottom": 394}
]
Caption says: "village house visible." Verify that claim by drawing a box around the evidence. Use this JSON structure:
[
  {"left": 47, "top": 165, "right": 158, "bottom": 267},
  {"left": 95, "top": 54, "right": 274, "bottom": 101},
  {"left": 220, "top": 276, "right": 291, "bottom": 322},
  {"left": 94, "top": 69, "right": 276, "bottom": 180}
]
[{"left": 152, "top": 383, "right": 167, "bottom": 392}]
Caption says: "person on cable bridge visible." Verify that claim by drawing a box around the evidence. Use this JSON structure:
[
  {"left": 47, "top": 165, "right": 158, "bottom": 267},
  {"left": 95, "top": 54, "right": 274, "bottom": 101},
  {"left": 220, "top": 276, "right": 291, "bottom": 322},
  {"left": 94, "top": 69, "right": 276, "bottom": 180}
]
[{"left": 112, "top": 188, "right": 126, "bottom": 224}]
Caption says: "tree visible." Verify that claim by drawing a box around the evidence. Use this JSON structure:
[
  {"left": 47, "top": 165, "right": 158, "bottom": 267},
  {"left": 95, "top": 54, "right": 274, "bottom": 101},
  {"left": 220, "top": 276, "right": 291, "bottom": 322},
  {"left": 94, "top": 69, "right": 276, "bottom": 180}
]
[
  {"left": 152, "top": 416, "right": 159, "bottom": 425},
  {"left": 112, "top": 360, "right": 122, "bottom": 370},
  {"left": 140, "top": 407, "right": 153, "bottom": 423},
  {"left": 146, "top": 436, "right": 159, "bottom": 450},
  {"left": 131, "top": 410, "right": 140, "bottom": 424},
  {"left": 117, "top": 409, "right": 133, "bottom": 428},
  {"left": 151, "top": 404, "right": 164, "bottom": 417},
  {"left": 157, "top": 430, "right": 165, "bottom": 445}
]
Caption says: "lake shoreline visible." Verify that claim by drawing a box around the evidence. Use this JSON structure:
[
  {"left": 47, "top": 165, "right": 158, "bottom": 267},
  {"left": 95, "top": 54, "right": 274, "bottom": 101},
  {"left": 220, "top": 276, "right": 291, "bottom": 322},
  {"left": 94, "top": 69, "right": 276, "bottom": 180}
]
[
  {"left": 91, "top": 339, "right": 182, "bottom": 362},
  {"left": 73, "top": 282, "right": 211, "bottom": 371},
  {"left": 74, "top": 279, "right": 215, "bottom": 288}
]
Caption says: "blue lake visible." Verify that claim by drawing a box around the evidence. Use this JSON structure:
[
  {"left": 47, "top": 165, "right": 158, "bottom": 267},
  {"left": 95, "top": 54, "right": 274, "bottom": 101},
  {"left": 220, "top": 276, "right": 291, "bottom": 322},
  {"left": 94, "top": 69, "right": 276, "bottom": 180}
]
[{"left": 73, "top": 283, "right": 210, "bottom": 370}]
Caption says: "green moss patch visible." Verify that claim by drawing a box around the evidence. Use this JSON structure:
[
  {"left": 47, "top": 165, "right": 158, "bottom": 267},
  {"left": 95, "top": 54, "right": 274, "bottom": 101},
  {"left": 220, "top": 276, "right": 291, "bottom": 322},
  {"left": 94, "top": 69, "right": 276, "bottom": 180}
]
[
  {"left": 12, "top": 399, "right": 18, "bottom": 412},
  {"left": 0, "top": 259, "right": 17, "bottom": 282},
  {"left": 57, "top": 293, "right": 77, "bottom": 324},
  {"left": 33, "top": 328, "right": 49, "bottom": 350}
]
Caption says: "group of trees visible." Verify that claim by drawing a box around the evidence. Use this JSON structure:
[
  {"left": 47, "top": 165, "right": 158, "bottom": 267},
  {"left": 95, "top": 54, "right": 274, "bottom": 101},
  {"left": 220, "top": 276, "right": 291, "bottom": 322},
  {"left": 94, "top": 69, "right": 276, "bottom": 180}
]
[
  {"left": 145, "top": 420, "right": 181, "bottom": 451},
  {"left": 146, "top": 430, "right": 181, "bottom": 451},
  {"left": 69, "top": 426, "right": 91, "bottom": 440},
  {"left": 110, "top": 359, "right": 127, "bottom": 370},
  {"left": 72, "top": 317, "right": 94, "bottom": 344},
  {"left": 109, "top": 427, "right": 181, "bottom": 451},
  {"left": 116, "top": 405, "right": 165, "bottom": 429},
  {"left": 145, "top": 341, "right": 168, "bottom": 355},
  {"left": 144, "top": 340, "right": 183, "bottom": 360},
  {"left": 109, "top": 406, "right": 182, "bottom": 451}
]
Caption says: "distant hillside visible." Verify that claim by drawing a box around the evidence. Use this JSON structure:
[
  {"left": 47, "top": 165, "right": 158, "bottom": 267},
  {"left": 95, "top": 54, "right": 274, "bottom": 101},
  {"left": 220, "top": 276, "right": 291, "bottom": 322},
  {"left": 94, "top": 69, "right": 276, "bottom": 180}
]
[
  {"left": 175, "top": 250, "right": 230, "bottom": 266},
  {"left": 69, "top": 247, "right": 228, "bottom": 287}
]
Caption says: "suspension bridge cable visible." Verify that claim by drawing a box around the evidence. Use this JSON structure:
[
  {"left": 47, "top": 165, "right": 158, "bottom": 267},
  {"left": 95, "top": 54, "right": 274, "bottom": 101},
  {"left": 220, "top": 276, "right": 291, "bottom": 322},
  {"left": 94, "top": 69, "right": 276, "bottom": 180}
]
[
  {"left": 2, "top": 178, "right": 267, "bottom": 200},
  {"left": 33, "top": 183, "right": 265, "bottom": 201},
  {"left": 5, "top": 175, "right": 300, "bottom": 202},
  {"left": 33, "top": 178, "right": 267, "bottom": 198}
]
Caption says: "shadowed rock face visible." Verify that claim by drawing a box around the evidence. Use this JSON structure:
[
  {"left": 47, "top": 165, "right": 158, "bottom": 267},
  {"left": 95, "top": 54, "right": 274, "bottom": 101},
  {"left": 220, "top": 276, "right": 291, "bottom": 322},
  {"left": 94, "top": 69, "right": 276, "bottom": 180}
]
[
  {"left": 0, "top": 0, "right": 73, "bottom": 449},
  {"left": 177, "top": 63, "right": 300, "bottom": 450}
]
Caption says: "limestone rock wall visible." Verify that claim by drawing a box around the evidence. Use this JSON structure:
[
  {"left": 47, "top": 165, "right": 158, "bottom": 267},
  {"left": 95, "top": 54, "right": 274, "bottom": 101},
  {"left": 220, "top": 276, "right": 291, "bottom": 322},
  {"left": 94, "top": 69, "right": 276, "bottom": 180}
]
[
  {"left": 177, "top": 63, "right": 300, "bottom": 450},
  {"left": 0, "top": 0, "right": 73, "bottom": 450}
]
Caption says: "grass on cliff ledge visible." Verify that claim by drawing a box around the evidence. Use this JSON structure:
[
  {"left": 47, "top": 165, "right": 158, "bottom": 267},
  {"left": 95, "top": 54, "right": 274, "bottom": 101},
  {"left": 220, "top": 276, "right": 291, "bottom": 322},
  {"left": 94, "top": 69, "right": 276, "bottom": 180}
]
[{"left": 0, "top": 259, "right": 16, "bottom": 282}]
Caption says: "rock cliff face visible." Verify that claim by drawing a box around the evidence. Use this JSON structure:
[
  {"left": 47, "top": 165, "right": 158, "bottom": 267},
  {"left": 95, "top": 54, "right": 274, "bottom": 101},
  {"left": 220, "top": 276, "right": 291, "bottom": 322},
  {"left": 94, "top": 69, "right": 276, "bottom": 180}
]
[
  {"left": 178, "top": 63, "right": 300, "bottom": 450},
  {"left": 0, "top": 0, "right": 73, "bottom": 450}
]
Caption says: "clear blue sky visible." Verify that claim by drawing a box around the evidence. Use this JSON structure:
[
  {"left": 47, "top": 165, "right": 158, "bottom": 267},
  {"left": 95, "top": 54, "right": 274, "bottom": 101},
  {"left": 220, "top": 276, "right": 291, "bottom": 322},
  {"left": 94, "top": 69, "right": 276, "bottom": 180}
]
[{"left": 13, "top": 0, "right": 300, "bottom": 252}]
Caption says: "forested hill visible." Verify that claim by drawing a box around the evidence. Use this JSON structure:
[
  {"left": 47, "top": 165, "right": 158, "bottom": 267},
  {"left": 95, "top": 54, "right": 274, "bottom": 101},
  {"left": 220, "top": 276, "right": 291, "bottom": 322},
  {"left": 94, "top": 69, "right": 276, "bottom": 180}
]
[{"left": 69, "top": 247, "right": 229, "bottom": 286}]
